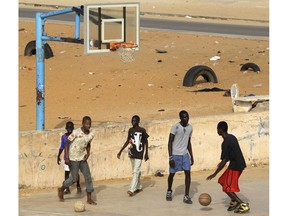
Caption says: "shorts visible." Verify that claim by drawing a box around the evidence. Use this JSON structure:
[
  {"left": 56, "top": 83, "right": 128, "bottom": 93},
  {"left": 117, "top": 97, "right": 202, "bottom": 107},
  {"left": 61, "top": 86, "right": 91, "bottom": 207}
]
[
  {"left": 218, "top": 168, "right": 242, "bottom": 192},
  {"left": 169, "top": 153, "right": 191, "bottom": 173},
  {"left": 64, "top": 163, "right": 70, "bottom": 172}
]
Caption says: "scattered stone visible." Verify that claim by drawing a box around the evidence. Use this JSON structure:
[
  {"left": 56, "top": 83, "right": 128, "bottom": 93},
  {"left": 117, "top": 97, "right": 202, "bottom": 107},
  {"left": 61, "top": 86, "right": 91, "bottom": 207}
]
[{"left": 58, "top": 116, "right": 69, "bottom": 119}]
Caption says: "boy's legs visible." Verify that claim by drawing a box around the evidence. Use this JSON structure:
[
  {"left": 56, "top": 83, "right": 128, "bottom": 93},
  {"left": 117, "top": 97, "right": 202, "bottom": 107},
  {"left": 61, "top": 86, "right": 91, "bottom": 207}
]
[
  {"left": 64, "top": 171, "right": 70, "bottom": 180},
  {"left": 181, "top": 154, "right": 192, "bottom": 204},
  {"left": 166, "top": 173, "right": 175, "bottom": 201},
  {"left": 218, "top": 168, "right": 249, "bottom": 213},
  {"left": 79, "top": 160, "right": 96, "bottom": 205},
  {"left": 128, "top": 158, "right": 142, "bottom": 195},
  {"left": 58, "top": 161, "right": 80, "bottom": 201},
  {"left": 76, "top": 174, "right": 82, "bottom": 193},
  {"left": 166, "top": 154, "right": 178, "bottom": 201},
  {"left": 167, "top": 173, "right": 175, "bottom": 191},
  {"left": 184, "top": 170, "right": 191, "bottom": 196},
  {"left": 227, "top": 192, "right": 249, "bottom": 213},
  {"left": 64, "top": 170, "right": 71, "bottom": 194}
]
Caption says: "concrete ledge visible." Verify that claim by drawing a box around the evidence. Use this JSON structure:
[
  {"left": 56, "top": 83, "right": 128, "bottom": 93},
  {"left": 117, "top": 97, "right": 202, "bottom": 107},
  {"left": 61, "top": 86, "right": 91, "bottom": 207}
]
[{"left": 19, "top": 111, "right": 269, "bottom": 188}]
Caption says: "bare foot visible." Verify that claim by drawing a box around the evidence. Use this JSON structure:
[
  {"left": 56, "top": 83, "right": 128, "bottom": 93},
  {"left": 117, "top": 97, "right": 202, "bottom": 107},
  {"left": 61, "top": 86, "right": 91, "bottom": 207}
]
[
  {"left": 58, "top": 187, "right": 64, "bottom": 202},
  {"left": 87, "top": 200, "right": 97, "bottom": 205}
]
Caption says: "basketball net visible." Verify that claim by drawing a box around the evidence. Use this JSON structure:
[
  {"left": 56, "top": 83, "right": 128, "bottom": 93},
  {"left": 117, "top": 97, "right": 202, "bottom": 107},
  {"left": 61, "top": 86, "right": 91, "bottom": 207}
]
[{"left": 110, "top": 42, "right": 138, "bottom": 63}]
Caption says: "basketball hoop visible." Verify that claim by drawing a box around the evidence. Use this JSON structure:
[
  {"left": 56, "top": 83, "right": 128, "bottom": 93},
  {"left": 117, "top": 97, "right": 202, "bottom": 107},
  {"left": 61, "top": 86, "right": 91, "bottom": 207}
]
[{"left": 110, "top": 42, "right": 138, "bottom": 63}]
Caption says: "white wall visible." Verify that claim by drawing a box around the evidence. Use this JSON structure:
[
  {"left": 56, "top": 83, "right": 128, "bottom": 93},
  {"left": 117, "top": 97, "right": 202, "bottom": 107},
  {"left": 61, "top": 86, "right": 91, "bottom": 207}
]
[{"left": 19, "top": 111, "right": 269, "bottom": 188}]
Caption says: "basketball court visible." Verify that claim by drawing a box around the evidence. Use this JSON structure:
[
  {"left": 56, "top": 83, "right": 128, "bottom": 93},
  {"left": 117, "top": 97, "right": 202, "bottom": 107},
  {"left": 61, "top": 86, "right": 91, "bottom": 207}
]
[
  {"left": 19, "top": 165, "right": 269, "bottom": 215},
  {"left": 18, "top": 2, "right": 270, "bottom": 215}
]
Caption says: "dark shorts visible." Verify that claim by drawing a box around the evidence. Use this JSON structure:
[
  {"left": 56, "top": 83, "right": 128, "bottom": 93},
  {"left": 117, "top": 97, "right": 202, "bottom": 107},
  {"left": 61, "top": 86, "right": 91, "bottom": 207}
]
[
  {"left": 218, "top": 168, "right": 242, "bottom": 192},
  {"left": 169, "top": 153, "right": 191, "bottom": 173}
]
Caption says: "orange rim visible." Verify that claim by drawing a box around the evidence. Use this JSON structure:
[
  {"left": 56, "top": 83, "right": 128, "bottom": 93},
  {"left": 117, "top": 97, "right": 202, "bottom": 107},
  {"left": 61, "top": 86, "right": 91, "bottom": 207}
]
[{"left": 110, "top": 42, "right": 138, "bottom": 51}]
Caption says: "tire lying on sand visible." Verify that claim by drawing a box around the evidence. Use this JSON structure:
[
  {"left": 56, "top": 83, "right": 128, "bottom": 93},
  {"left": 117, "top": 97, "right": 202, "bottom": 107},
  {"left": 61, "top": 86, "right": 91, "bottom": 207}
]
[
  {"left": 24, "top": 40, "right": 54, "bottom": 59},
  {"left": 182, "top": 65, "right": 218, "bottom": 87},
  {"left": 240, "top": 62, "right": 260, "bottom": 73}
]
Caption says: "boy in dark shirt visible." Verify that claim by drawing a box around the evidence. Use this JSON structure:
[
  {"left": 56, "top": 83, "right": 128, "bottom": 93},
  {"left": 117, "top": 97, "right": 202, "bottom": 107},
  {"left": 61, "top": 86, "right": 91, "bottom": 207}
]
[
  {"left": 206, "top": 121, "right": 250, "bottom": 214},
  {"left": 117, "top": 115, "right": 149, "bottom": 196},
  {"left": 57, "top": 121, "right": 81, "bottom": 194}
]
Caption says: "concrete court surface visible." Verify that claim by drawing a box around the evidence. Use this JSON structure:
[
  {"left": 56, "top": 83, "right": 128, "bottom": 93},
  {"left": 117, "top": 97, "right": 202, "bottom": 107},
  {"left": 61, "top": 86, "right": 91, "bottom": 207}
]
[{"left": 19, "top": 165, "right": 269, "bottom": 216}]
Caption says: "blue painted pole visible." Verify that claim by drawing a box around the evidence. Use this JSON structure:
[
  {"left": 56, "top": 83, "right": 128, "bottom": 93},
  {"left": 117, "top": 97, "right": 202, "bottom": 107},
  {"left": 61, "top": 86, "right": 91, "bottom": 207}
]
[
  {"left": 40, "top": 7, "right": 74, "bottom": 19},
  {"left": 75, "top": 11, "right": 80, "bottom": 39},
  {"left": 34, "top": 6, "right": 81, "bottom": 130},
  {"left": 36, "top": 13, "right": 45, "bottom": 130}
]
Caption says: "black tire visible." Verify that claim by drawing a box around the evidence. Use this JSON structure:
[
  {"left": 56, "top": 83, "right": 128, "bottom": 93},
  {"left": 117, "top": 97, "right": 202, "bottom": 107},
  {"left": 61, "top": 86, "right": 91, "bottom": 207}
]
[
  {"left": 183, "top": 65, "right": 218, "bottom": 87},
  {"left": 240, "top": 62, "right": 260, "bottom": 72},
  {"left": 24, "top": 40, "right": 54, "bottom": 59}
]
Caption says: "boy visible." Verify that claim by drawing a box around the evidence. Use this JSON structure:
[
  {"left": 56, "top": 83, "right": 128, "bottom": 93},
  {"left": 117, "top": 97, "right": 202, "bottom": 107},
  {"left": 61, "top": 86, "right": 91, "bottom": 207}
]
[
  {"left": 206, "top": 121, "right": 250, "bottom": 214},
  {"left": 117, "top": 115, "right": 149, "bottom": 197},
  {"left": 166, "top": 110, "right": 194, "bottom": 204},
  {"left": 57, "top": 121, "right": 82, "bottom": 194},
  {"left": 57, "top": 116, "right": 96, "bottom": 205}
]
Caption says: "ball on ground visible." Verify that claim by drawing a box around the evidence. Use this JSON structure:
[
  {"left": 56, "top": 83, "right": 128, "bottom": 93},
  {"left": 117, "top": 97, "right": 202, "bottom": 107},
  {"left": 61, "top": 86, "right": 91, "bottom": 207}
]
[
  {"left": 74, "top": 201, "right": 85, "bottom": 212},
  {"left": 198, "top": 193, "right": 212, "bottom": 206}
]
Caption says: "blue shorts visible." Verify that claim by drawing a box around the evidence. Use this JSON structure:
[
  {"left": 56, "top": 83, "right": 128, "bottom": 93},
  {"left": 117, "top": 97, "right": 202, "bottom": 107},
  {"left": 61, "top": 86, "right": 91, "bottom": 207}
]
[{"left": 169, "top": 153, "right": 191, "bottom": 173}]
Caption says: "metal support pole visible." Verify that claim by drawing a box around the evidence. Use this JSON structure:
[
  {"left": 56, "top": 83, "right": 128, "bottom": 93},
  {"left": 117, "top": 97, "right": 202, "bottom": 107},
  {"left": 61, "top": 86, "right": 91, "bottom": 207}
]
[
  {"left": 35, "top": 13, "right": 45, "bottom": 130},
  {"left": 34, "top": 6, "right": 82, "bottom": 130},
  {"left": 75, "top": 12, "right": 80, "bottom": 39}
]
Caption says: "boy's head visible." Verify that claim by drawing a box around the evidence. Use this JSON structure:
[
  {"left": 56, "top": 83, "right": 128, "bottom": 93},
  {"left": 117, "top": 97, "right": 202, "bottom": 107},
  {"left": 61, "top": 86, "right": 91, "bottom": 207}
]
[
  {"left": 82, "top": 116, "right": 92, "bottom": 131},
  {"left": 131, "top": 115, "right": 140, "bottom": 127},
  {"left": 65, "top": 121, "right": 74, "bottom": 134},
  {"left": 179, "top": 110, "right": 189, "bottom": 126},
  {"left": 217, "top": 121, "right": 228, "bottom": 135}
]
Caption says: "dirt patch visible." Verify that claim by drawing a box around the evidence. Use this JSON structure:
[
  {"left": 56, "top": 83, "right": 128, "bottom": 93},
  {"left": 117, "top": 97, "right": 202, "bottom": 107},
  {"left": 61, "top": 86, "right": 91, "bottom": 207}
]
[{"left": 19, "top": 20, "right": 269, "bottom": 131}]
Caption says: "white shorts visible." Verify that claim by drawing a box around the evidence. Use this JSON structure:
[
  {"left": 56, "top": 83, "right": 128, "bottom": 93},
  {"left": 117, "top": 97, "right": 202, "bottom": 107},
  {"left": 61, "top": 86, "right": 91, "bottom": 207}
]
[{"left": 63, "top": 162, "right": 70, "bottom": 171}]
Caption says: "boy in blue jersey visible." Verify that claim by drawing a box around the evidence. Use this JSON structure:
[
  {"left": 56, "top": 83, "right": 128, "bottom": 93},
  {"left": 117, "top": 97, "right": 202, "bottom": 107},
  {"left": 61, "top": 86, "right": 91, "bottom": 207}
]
[{"left": 57, "top": 121, "right": 82, "bottom": 194}]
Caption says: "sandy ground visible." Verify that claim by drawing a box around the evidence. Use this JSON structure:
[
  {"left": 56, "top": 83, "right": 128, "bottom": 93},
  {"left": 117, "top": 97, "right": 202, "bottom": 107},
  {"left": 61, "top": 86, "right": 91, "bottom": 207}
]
[
  {"left": 19, "top": 164, "right": 269, "bottom": 216},
  {"left": 18, "top": 0, "right": 269, "bottom": 131}
]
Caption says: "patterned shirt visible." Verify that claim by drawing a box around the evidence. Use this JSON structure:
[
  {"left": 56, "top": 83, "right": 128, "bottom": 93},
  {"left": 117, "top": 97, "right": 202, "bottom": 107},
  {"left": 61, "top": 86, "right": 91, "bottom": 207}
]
[
  {"left": 67, "top": 128, "right": 95, "bottom": 161},
  {"left": 127, "top": 126, "right": 149, "bottom": 160}
]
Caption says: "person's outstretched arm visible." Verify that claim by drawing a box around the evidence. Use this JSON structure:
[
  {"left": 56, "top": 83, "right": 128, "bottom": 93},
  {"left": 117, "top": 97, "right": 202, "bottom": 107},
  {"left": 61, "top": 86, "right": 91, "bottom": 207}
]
[{"left": 206, "top": 159, "right": 228, "bottom": 180}]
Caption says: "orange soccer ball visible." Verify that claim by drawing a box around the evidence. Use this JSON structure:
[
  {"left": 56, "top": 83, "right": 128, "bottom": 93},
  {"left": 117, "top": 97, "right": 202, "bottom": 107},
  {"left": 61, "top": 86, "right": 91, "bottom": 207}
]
[{"left": 198, "top": 193, "right": 212, "bottom": 206}]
